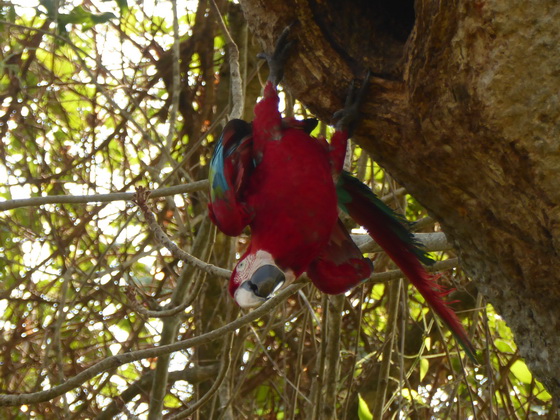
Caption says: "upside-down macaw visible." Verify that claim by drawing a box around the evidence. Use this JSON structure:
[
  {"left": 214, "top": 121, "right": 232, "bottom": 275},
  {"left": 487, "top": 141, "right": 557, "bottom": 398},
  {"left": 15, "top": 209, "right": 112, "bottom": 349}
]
[{"left": 208, "top": 27, "right": 476, "bottom": 360}]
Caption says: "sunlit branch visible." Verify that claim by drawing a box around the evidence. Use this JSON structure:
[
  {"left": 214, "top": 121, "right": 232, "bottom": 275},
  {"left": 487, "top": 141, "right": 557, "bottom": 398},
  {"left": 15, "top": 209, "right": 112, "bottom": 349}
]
[
  {"left": 0, "top": 180, "right": 209, "bottom": 212},
  {"left": 355, "top": 232, "right": 453, "bottom": 253}
]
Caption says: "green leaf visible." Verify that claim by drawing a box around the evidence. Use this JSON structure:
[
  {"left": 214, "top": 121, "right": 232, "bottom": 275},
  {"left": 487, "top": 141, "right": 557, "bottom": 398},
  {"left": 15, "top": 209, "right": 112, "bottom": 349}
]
[
  {"left": 424, "top": 336, "right": 431, "bottom": 351},
  {"left": 370, "top": 283, "right": 384, "bottom": 300},
  {"left": 494, "top": 338, "right": 515, "bottom": 353},
  {"left": 101, "top": 0, "right": 129, "bottom": 14},
  {"left": 39, "top": 0, "right": 57, "bottom": 17},
  {"left": 358, "top": 394, "right": 373, "bottom": 420},
  {"left": 401, "top": 388, "right": 420, "bottom": 401},
  {"left": 58, "top": 6, "right": 116, "bottom": 29},
  {"left": 511, "top": 360, "right": 532, "bottom": 384},
  {"left": 115, "top": 0, "right": 129, "bottom": 13},
  {"left": 534, "top": 381, "right": 552, "bottom": 402},
  {"left": 420, "top": 357, "right": 429, "bottom": 381}
]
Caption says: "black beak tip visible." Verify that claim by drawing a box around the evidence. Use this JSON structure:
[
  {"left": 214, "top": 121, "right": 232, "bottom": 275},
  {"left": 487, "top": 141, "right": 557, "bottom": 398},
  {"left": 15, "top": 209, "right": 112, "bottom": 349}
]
[{"left": 247, "top": 264, "right": 286, "bottom": 299}]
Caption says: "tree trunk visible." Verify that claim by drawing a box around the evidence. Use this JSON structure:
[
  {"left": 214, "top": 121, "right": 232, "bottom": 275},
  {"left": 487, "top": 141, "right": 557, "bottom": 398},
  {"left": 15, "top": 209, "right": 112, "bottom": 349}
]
[{"left": 239, "top": 0, "right": 560, "bottom": 399}]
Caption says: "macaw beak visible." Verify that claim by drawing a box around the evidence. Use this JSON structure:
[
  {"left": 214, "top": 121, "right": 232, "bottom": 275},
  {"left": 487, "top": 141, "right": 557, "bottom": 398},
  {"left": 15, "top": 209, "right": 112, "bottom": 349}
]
[
  {"left": 234, "top": 264, "right": 286, "bottom": 308},
  {"left": 248, "top": 264, "right": 286, "bottom": 297}
]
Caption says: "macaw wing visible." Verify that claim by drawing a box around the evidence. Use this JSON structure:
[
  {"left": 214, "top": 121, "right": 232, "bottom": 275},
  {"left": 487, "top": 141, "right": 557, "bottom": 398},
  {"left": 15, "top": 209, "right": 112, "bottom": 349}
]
[
  {"left": 337, "top": 171, "right": 477, "bottom": 362},
  {"left": 209, "top": 117, "right": 319, "bottom": 237},
  {"left": 208, "top": 119, "right": 255, "bottom": 237},
  {"left": 307, "top": 219, "right": 373, "bottom": 294}
]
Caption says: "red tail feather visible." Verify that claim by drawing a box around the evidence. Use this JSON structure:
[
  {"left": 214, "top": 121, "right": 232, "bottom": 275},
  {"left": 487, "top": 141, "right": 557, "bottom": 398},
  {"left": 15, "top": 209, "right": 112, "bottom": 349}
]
[{"left": 344, "top": 183, "right": 477, "bottom": 361}]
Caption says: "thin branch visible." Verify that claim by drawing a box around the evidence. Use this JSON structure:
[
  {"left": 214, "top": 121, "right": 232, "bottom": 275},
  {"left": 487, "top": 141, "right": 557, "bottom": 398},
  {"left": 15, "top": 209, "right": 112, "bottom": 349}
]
[
  {"left": 373, "top": 278, "right": 402, "bottom": 419},
  {"left": 0, "top": 283, "right": 304, "bottom": 407},
  {"left": 143, "top": 2, "right": 188, "bottom": 413},
  {"left": 165, "top": 0, "right": 181, "bottom": 158},
  {"left": 52, "top": 267, "right": 73, "bottom": 417},
  {"left": 247, "top": 324, "right": 313, "bottom": 405},
  {"left": 168, "top": 334, "right": 234, "bottom": 419},
  {"left": 323, "top": 294, "right": 344, "bottom": 418},
  {"left": 312, "top": 294, "right": 329, "bottom": 420},
  {"left": 125, "top": 274, "right": 205, "bottom": 318},
  {"left": 342, "top": 286, "right": 365, "bottom": 420},
  {"left": 95, "top": 364, "right": 220, "bottom": 420},
  {"left": 147, "top": 216, "right": 215, "bottom": 420},
  {"left": 210, "top": 0, "right": 244, "bottom": 120},
  {"left": 0, "top": 180, "right": 209, "bottom": 211},
  {"left": 367, "top": 258, "right": 459, "bottom": 283},
  {"left": 354, "top": 231, "right": 453, "bottom": 253},
  {"left": 133, "top": 187, "right": 231, "bottom": 278}
]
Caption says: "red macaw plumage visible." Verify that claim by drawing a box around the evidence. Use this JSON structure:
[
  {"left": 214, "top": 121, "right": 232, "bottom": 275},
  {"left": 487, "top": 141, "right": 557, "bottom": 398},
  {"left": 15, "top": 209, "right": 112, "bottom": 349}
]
[{"left": 208, "top": 27, "right": 476, "bottom": 360}]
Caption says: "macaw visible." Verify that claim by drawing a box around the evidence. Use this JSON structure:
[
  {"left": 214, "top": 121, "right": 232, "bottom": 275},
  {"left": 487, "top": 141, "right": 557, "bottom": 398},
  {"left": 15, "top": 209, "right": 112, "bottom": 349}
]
[{"left": 208, "top": 27, "right": 476, "bottom": 360}]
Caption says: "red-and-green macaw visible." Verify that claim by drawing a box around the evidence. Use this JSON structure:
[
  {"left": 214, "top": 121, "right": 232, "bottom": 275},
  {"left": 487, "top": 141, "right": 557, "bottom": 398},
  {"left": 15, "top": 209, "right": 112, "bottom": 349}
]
[{"left": 208, "top": 27, "right": 476, "bottom": 360}]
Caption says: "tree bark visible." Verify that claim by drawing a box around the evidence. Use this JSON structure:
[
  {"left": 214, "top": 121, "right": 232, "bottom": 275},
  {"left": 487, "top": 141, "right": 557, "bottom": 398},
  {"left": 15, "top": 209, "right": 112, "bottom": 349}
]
[{"left": 239, "top": 0, "right": 560, "bottom": 399}]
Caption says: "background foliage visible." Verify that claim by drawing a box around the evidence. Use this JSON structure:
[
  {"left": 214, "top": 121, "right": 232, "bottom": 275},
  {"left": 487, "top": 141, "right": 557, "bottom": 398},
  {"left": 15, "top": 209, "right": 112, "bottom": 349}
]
[{"left": 0, "top": 0, "right": 555, "bottom": 418}]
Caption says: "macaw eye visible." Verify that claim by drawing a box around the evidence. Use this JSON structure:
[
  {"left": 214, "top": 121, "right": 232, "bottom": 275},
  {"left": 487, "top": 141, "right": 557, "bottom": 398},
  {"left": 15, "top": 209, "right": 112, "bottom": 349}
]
[{"left": 237, "top": 259, "right": 248, "bottom": 272}]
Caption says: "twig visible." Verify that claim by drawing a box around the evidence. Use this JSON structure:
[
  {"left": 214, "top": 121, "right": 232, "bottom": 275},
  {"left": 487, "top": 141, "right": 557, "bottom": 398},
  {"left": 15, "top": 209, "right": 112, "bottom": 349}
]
[
  {"left": 323, "top": 294, "right": 344, "bottom": 418},
  {"left": 342, "top": 286, "right": 365, "bottom": 419},
  {"left": 366, "top": 258, "right": 459, "bottom": 283},
  {"left": 52, "top": 267, "right": 73, "bottom": 417},
  {"left": 147, "top": 216, "right": 215, "bottom": 419},
  {"left": 374, "top": 278, "right": 402, "bottom": 419},
  {"left": 209, "top": 0, "right": 244, "bottom": 120},
  {"left": 289, "top": 309, "right": 310, "bottom": 419},
  {"left": 312, "top": 294, "right": 329, "bottom": 420},
  {"left": 298, "top": 289, "right": 321, "bottom": 326},
  {"left": 168, "top": 334, "right": 235, "bottom": 419},
  {"left": 0, "top": 180, "right": 209, "bottom": 211},
  {"left": 133, "top": 187, "right": 231, "bottom": 278},
  {"left": 248, "top": 324, "right": 313, "bottom": 405},
  {"left": 96, "top": 365, "right": 219, "bottom": 419},
  {"left": 165, "top": 0, "right": 181, "bottom": 158},
  {"left": 0, "top": 283, "right": 304, "bottom": 407}
]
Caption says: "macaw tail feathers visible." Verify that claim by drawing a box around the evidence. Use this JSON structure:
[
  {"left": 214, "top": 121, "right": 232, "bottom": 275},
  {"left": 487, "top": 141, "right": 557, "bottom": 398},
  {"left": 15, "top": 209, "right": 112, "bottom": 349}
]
[
  {"left": 337, "top": 171, "right": 477, "bottom": 362},
  {"left": 337, "top": 171, "right": 434, "bottom": 266}
]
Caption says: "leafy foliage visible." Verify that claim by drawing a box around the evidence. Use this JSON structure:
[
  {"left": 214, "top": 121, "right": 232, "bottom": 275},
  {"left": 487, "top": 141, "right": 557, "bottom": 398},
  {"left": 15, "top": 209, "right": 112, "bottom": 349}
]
[{"left": 0, "top": 0, "right": 554, "bottom": 418}]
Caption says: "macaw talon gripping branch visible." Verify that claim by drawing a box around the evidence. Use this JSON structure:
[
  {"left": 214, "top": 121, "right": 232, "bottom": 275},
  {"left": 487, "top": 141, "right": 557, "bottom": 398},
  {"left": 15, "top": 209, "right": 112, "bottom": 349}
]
[{"left": 257, "top": 22, "right": 297, "bottom": 86}]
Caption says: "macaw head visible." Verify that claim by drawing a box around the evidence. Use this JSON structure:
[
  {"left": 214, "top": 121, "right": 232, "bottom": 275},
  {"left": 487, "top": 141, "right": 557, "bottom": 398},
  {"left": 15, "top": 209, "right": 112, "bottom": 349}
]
[{"left": 229, "top": 249, "right": 296, "bottom": 308}]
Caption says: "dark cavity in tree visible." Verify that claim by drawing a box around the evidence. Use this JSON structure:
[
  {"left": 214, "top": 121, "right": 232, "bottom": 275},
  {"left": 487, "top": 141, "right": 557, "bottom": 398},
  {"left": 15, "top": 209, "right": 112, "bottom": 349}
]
[{"left": 308, "top": 0, "right": 415, "bottom": 79}]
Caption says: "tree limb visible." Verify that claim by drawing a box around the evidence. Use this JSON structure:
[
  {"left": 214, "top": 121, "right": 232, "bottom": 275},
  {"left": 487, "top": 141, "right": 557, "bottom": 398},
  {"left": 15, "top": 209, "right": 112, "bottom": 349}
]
[{"left": 0, "top": 180, "right": 209, "bottom": 212}]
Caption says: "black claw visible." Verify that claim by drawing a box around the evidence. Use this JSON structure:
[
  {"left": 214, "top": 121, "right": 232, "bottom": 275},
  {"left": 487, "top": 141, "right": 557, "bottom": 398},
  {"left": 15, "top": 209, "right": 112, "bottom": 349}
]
[
  {"left": 258, "top": 23, "right": 297, "bottom": 86},
  {"left": 334, "top": 70, "right": 371, "bottom": 136}
]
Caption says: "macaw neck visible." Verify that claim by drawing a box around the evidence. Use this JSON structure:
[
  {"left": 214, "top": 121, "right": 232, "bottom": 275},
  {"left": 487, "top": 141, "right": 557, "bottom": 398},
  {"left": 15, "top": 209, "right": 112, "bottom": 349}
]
[{"left": 248, "top": 238, "right": 307, "bottom": 277}]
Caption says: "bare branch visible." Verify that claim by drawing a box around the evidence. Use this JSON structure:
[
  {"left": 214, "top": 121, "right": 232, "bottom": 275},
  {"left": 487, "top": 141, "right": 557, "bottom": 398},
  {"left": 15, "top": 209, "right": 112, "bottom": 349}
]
[
  {"left": 367, "top": 258, "right": 459, "bottom": 283},
  {"left": 133, "top": 187, "right": 231, "bottom": 278},
  {"left": 0, "top": 180, "right": 209, "bottom": 212},
  {"left": 210, "top": 0, "right": 244, "bottom": 120},
  {"left": 354, "top": 232, "right": 453, "bottom": 253},
  {"left": 0, "top": 283, "right": 304, "bottom": 407},
  {"left": 95, "top": 364, "right": 220, "bottom": 420},
  {"left": 168, "top": 334, "right": 234, "bottom": 419}
]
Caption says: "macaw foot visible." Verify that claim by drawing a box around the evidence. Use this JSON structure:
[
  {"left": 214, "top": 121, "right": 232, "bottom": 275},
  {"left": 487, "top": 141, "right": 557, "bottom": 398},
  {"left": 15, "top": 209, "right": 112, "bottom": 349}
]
[
  {"left": 333, "top": 70, "right": 371, "bottom": 136},
  {"left": 257, "top": 22, "right": 297, "bottom": 86}
]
